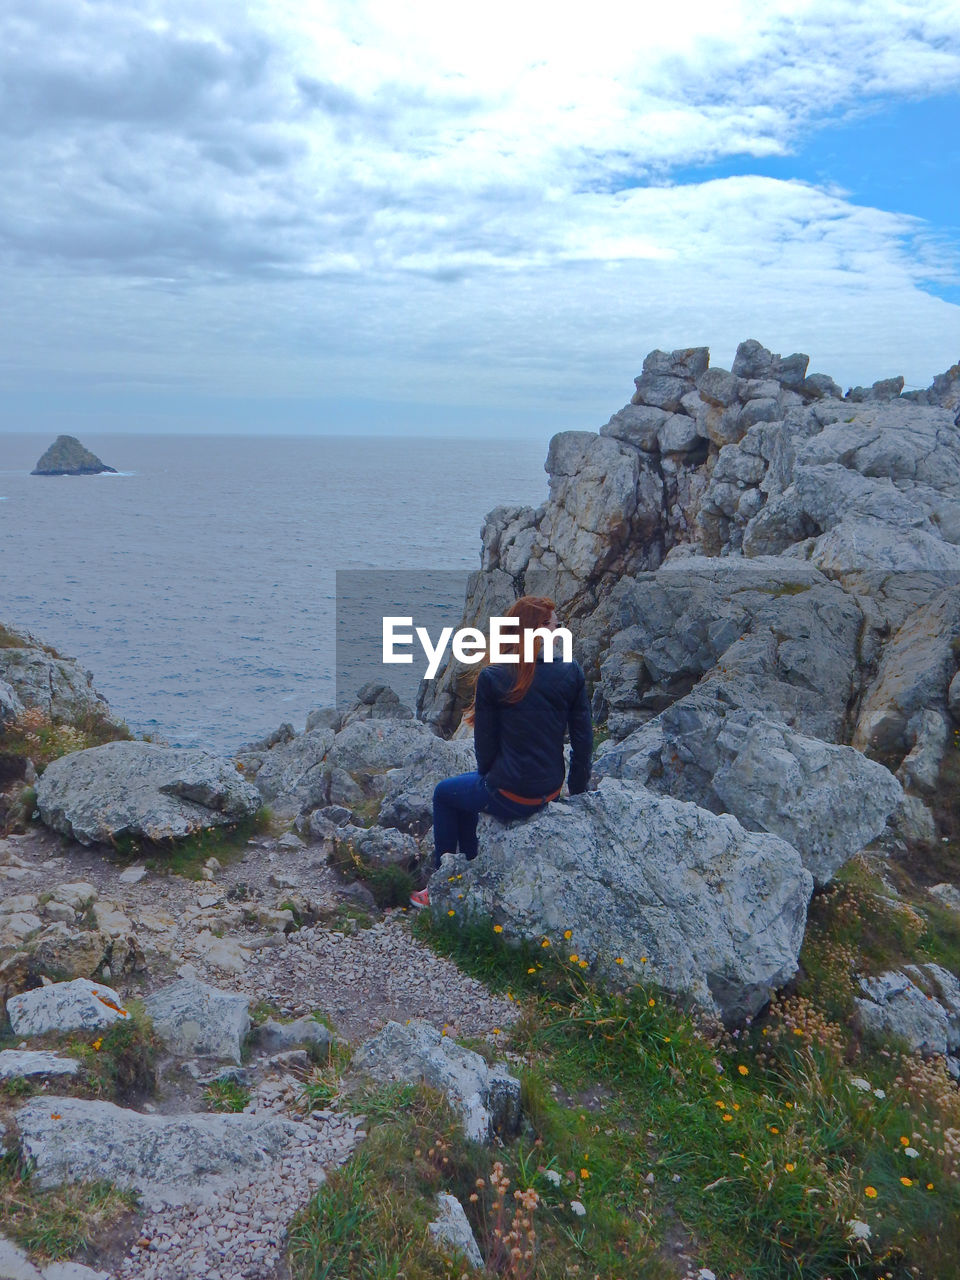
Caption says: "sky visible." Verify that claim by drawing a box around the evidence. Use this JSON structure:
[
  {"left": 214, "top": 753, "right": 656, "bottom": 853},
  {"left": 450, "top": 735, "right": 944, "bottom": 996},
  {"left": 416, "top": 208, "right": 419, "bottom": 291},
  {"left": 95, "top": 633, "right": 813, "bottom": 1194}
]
[{"left": 0, "top": 0, "right": 958, "bottom": 437}]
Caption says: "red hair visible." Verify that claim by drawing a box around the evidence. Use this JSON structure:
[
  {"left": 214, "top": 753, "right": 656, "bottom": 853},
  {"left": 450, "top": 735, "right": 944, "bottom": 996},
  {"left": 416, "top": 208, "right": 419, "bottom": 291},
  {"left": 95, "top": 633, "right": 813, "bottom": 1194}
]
[{"left": 463, "top": 595, "right": 556, "bottom": 724}]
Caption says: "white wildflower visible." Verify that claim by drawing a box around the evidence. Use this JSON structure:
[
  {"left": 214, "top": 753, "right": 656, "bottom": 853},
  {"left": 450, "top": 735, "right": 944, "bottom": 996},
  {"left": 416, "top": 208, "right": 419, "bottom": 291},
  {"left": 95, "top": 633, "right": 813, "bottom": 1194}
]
[
  {"left": 904, "top": 1146, "right": 919, "bottom": 1158},
  {"left": 570, "top": 1200, "right": 586, "bottom": 1217},
  {"left": 849, "top": 1077, "right": 871, "bottom": 1092},
  {"left": 543, "top": 1169, "right": 562, "bottom": 1186},
  {"left": 846, "top": 1219, "right": 871, "bottom": 1241},
  {"left": 874, "top": 1088, "right": 886, "bottom": 1099}
]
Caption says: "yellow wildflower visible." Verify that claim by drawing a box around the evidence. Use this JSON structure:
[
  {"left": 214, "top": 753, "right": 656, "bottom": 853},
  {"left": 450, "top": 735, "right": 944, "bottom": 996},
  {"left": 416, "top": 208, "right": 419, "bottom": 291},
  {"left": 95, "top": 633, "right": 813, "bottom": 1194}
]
[
  {"left": 722, "top": 1114, "right": 733, "bottom": 1122},
  {"left": 865, "top": 1186, "right": 878, "bottom": 1199},
  {"left": 738, "top": 1065, "right": 748, "bottom": 1076},
  {"left": 493, "top": 924, "right": 503, "bottom": 933},
  {"left": 785, "top": 1163, "right": 795, "bottom": 1172},
  {"left": 563, "top": 930, "right": 572, "bottom": 940},
  {"left": 448, "top": 909, "right": 455, "bottom": 917},
  {"left": 900, "top": 1177, "right": 913, "bottom": 1187},
  {"left": 569, "top": 953, "right": 579, "bottom": 963},
  {"left": 648, "top": 998, "right": 655, "bottom": 1007},
  {"left": 615, "top": 957, "right": 624, "bottom": 965}
]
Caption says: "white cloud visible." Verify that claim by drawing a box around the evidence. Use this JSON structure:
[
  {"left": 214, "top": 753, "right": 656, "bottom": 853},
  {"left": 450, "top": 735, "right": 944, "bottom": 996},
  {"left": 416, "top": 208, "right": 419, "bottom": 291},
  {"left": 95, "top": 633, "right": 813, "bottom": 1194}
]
[{"left": 0, "top": 0, "right": 957, "bottom": 429}]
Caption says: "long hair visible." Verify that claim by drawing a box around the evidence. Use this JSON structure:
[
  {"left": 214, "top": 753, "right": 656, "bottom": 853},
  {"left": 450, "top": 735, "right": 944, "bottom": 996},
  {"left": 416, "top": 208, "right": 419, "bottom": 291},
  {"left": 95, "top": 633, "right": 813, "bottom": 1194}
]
[{"left": 462, "top": 595, "right": 556, "bottom": 724}]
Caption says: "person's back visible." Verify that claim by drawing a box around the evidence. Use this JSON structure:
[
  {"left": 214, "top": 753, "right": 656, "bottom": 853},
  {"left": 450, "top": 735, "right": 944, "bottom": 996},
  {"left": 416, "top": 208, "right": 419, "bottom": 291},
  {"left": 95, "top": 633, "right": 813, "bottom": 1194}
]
[
  {"left": 410, "top": 594, "right": 593, "bottom": 909},
  {"left": 474, "top": 655, "right": 592, "bottom": 799}
]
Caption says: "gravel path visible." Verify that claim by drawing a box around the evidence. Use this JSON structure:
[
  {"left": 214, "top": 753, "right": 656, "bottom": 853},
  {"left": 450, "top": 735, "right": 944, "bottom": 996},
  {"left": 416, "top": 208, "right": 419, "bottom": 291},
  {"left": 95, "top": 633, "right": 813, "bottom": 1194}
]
[{"left": 1, "top": 826, "right": 519, "bottom": 1279}]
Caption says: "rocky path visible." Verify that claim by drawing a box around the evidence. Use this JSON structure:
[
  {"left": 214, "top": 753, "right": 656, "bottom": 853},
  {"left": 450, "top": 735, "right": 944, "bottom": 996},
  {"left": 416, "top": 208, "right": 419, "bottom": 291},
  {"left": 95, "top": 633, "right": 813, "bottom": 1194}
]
[{"left": 1, "top": 826, "right": 518, "bottom": 1279}]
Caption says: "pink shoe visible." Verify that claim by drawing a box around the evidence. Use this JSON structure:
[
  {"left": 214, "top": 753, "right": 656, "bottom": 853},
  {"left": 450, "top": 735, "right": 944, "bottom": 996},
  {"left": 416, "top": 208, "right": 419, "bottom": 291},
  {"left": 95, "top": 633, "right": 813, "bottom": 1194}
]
[{"left": 409, "top": 888, "right": 430, "bottom": 910}]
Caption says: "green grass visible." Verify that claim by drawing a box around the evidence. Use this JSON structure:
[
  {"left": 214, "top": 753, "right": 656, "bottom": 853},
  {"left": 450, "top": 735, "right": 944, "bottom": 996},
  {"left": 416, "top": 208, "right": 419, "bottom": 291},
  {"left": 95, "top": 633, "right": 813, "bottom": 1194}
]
[
  {"left": 409, "top": 908, "right": 960, "bottom": 1279},
  {"left": 329, "top": 837, "right": 417, "bottom": 909},
  {"left": 0, "top": 1153, "right": 138, "bottom": 1261},
  {"left": 289, "top": 1080, "right": 659, "bottom": 1280},
  {"left": 136, "top": 806, "right": 275, "bottom": 877},
  {"left": 203, "top": 1079, "right": 251, "bottom": 1112},
  {"left": 8, "top": 1003, "right": 162, "bottom": 1104}
]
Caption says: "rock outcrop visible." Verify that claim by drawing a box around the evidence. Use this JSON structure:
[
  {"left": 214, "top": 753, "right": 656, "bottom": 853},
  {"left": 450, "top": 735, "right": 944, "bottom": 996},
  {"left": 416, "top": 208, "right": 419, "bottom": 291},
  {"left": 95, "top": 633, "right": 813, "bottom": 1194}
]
[
  {"left": 30, "top": 435, "right": 117, "bottom": 476},
  {"left": 417, "top": 340, "right": 960, "bottom": 886},
  {"left": 430, "top": 778, "right": 813, "bottom": 1022},
  {"left": 35, "top": 740, "right": 261, "bottom": 845},
  {"left": 0, "top": 626, "right": 118, "bottom": 729}
]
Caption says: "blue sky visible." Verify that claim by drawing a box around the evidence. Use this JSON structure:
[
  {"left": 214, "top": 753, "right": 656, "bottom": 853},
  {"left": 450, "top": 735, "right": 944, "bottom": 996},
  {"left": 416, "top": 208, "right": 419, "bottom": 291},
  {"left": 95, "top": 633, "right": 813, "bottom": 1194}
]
[{"left": 0, "top": 0, "right": 958, "bottom": 436}]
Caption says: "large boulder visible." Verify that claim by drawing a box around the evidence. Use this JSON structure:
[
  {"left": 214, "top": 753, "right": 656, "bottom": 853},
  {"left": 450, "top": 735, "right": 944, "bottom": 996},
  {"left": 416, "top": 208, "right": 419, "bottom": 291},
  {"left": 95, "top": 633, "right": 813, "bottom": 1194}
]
[
  {"left": 430, "top": 779, "right": 813, "bottom": 1022},
  {"left": 143, "top": 977, "right": 250, "bottom": 1063},
  {"left": 14, "top": 1095, "right": 314, "bottom": 1206},
  {"left": 598, "top": 707, "right": 903, "bottom": 886},
  {"left": 352, "top": 1020, "right": 521, "bottom": 1143},
  {"left": 36, "top": 741, "right": 261, "bottom": 845}
]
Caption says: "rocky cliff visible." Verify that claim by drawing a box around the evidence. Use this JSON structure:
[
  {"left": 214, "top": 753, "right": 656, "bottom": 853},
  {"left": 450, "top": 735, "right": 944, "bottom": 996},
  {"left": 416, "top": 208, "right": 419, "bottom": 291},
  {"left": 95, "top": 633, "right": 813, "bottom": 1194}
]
[{"left": 419, "top": 339, "right": 960, "bottom": 853}]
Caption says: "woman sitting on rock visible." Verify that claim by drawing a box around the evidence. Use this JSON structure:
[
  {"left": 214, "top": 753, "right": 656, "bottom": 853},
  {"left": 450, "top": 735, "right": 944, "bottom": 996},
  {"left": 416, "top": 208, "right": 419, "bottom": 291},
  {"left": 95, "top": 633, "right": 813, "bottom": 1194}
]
[{"left": 410, "top": 595, "right": 592, "bottom": 909}]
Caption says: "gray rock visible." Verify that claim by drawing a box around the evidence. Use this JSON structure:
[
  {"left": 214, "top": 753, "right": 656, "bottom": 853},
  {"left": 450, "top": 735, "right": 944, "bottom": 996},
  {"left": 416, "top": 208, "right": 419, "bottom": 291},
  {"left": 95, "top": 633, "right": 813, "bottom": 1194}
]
[
  {"left": 657, "top": 413, "right": 702, "bottom": 454},
  {"left": 42, "top": 1263, "right": 112, "bottom": 1280},
  {"left": 855, "top": 965, "right": 960, "bottom": 1055},
  {"left": 235, "top": 726, "right": 335, "bottom": 811},
  {"left": 894, "top": 795, "right": 937, "bottom": 845},
  {"left": 599, "top": 402, "right": 668, "bottom": 451},
  {"left": 352, "top": 1020, "right": 521, "bottom": 1143},
  {"left": 0, "top": 1234, "right": 43, "bottom": 1280},
  {"left": 252, "top": 1017, "right": 333, "bottom": 1056},
  {"left": 855, "top": 590, "right": 960, "bottom": 751},
  {"left": 0, "top": 678, "right": 24, "bottom": 726},
  {"left": 144, "top": 978, "right": 250, "bottom": 1063},
  {"left": 36, "top": 741, "right": 261, "bottom": 846},
  {"left": 0, "top": 630, "right": 117, "bottom": 729},
  {"left": 30, "top": 435, "right": 116, "bottom": 476},
  {"left": 430, "top": 779, "right": 812, "bottom": 1022},
  {"left": 632, "top": 373, "right": 690, "bottom": 413},
  {"left": 14, "top": 1095, "right": 314, "bottom": 1206},
  {"left": 732, "top": 339, "right": 776, "bottom": 380},
  {"left": 305, "top": 706, "right": 343, "bottom": 733},
  {"left": 950, "top": 670, "right": 960, "bottom": 724},
  {"left": 333, "top": 823, "right": 420, "bottom": 869},
  {"left": 930, "top": 884, "right": 960, "bottom": 913},
  {"left": 800, "top": 373, "right": 843, "bottom": 400},
  {"left": 642, "top": 347, "right": 710, "bottom": 380},
  {"left": 898, "top": 710, "right": 950, "bottom": 795},
  {"left": 377, "top": 735, "right": 476, "bottom": 834},
  {"left": 846, "top": 376, "right": 904, "bottom": 403},
  {"left": 6, "top": 978, "right": 130, "bottom": 1038},
  {"left": 340, "top": 682, "right": 415, "bottom": 726},
  {"left": 428, "top": 1193, "right": 484, "bottom": 1269},
  {"left": 696, "top": 367, "right": 742, "bottom": 408},
  {"left": 0, "top": 1050, "right": 81, "bottom": 1080},
  {"left": 709, "top": 714, "right": 903, "bottom": 885}
]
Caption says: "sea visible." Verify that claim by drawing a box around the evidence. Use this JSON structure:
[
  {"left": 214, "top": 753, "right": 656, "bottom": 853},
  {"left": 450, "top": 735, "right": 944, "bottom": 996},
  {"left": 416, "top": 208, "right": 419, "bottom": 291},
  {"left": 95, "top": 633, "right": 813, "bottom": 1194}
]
[{"left": 0, "top": 434, "right": 549, "bottom": 754}]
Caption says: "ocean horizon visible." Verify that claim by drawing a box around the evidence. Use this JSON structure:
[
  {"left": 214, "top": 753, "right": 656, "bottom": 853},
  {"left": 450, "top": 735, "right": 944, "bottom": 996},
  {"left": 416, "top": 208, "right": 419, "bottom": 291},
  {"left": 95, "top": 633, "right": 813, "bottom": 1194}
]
[{"left": 0, "top": 432, "right": 549, "bottom": 754}]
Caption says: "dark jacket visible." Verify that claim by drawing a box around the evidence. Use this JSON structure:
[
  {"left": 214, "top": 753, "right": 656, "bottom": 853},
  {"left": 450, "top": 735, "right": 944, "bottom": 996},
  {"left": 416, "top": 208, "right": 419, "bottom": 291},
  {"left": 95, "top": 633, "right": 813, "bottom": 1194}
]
[{"left": 473, "top": 656, "right": 593, "bottom": 798}]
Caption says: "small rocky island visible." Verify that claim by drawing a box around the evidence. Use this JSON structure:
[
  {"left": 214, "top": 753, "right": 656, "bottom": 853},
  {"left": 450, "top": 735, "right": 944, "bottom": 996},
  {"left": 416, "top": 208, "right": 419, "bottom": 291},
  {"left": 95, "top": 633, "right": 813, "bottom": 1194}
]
[{"left": 31, "top": 434, "right": 117, "bottom": 476}]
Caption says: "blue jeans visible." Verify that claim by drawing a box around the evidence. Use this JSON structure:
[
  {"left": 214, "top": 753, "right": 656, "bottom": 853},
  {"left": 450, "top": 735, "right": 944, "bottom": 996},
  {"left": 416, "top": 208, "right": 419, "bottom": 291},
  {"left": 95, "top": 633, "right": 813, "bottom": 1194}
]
[{"left": 433, "top": 771, "right": 546, "bottom": 868}]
